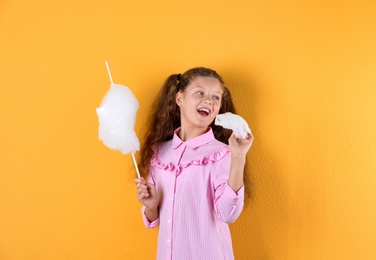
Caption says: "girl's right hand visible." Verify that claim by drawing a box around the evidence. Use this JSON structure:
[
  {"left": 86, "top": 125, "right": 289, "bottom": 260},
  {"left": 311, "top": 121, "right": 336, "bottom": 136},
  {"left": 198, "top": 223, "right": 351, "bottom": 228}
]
[{"left": 135, "top": 177, "right": 159, "bottom": 210}]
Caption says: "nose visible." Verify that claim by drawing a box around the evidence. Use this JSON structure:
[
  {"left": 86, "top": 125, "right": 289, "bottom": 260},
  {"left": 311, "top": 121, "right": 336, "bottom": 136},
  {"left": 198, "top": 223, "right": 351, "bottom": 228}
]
[
  {"left": 202, "top": 94, "right": 213, "bottom": 105},
  {"left": 203, "top": 98, "right": 212, "bottom": 105}
]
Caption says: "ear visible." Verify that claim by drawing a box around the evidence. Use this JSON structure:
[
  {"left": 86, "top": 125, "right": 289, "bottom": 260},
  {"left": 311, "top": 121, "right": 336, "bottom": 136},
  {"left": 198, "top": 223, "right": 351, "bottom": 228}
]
[{"left": 176, "top": 91, "right": 183, "bottom": 107}]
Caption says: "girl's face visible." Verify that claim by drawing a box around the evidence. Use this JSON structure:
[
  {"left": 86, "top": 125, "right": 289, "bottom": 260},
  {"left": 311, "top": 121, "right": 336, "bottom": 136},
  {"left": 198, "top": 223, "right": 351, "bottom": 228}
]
[{"left": 176, "top": 76, "right": 223, "bottom": 132}]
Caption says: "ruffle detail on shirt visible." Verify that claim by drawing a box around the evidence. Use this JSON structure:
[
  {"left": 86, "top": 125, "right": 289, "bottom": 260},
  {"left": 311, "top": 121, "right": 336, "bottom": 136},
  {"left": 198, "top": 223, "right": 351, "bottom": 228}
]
[
  {"left": 150, "top": 146, "right": 229, "bottom": 173},
  {"left": 186, "top": 147, "right": 229, "bottom": 166},
  {"left": 150, "top": 156, "right": 176, "bottom": 171},
  {"left": 150, "top": 146, "right": 176, "bottom": 171}
]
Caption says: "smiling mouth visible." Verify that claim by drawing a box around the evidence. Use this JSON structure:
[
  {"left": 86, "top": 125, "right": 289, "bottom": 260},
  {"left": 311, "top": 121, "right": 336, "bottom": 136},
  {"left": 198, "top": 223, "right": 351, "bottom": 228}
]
[{"left": 197, "top": 108, "right": 210, "bottom": 116}]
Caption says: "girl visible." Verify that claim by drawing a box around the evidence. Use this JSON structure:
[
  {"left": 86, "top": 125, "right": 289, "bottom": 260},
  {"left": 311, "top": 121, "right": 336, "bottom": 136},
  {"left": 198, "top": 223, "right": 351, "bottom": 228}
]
[{"left": 135, "top": 67, "right": 253, "bottom": 260}]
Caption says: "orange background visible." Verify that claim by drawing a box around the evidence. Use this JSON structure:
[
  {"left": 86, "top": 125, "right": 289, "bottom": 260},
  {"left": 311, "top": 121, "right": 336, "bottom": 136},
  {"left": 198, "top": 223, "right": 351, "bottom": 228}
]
[{"left": 1, "top": 1, "right": 376, "bottom": 259}]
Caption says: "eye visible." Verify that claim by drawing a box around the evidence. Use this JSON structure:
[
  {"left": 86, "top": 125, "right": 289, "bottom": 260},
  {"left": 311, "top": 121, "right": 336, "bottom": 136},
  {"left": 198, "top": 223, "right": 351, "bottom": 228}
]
[
  {"left": 196, "top": 91, "right": 204, "bottom": 95},
  {"left": 213, "top": 95, "right": 221, "bottom": 101}
]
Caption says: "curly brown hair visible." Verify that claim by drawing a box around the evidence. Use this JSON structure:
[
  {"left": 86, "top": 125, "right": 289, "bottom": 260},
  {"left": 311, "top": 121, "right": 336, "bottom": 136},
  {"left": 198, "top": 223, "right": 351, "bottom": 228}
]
[{"left": 138, "top": 67, "right": 237, "bottom": 177}]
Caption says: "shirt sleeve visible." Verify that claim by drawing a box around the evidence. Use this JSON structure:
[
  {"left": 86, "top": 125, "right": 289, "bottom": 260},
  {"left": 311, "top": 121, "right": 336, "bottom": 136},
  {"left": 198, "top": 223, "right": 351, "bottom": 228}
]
[
  {"left": 212, "top": 152, "right": 245, "bottom": 223},
  {"left": 141, "top": 166, "right": 160, "bottom": 229},
  {"left": 141, "top": 206, "right": 160, "bottom": 228}
]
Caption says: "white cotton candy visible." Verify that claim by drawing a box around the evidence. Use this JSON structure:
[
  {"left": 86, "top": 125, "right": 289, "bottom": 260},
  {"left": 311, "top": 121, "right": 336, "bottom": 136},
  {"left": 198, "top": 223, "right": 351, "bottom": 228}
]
[
  {"left": 215, "top": 112, "right": 252, "bottom": 139},
  {"left": 96, "top": 83, "right": 140, "bottom": 154}
]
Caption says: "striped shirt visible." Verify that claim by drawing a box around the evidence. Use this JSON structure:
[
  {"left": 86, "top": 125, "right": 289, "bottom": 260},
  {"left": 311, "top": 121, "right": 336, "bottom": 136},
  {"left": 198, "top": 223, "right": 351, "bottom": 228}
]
[{"left": 142, "top": 127, "right": 245, "bottom": 260}]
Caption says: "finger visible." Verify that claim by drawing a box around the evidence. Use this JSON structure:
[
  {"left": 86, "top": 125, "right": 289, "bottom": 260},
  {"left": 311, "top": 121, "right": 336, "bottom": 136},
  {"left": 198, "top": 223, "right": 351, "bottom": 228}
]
[
  {"left": 145, "top": 181, "right": 156, "bottom": 190},
  {"left": 138, "top": 189, "right": 149, "bottom": 198},
  {"left": 137, "top": 183, "right": 148, "bottom": 189},
  {"left": 142, "top": 192, "right": 150, "bottom": 198},
  {"left": 138, "top": 188, "right": 149, "bottom": 197},
  {"left": 137, "top": 191, "right": 144, "bottom": 199},
  {"left": 229, "top": 132, "right": 236, "bottom": 141},
  {"left": 247, "top": 133, "right": 254, "bottom": 141},
  {"left": 134, "top": 178, "right": 144, "bottom": 184}
]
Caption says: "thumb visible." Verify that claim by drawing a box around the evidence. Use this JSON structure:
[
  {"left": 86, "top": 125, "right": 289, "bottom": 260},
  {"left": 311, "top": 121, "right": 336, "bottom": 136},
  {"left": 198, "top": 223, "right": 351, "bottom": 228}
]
[
  {"left": 145, "top": 180, "right": 157, "bottom": 194},
  {"left": 228, "top": 133, "right": 235, "bottom": 145}
]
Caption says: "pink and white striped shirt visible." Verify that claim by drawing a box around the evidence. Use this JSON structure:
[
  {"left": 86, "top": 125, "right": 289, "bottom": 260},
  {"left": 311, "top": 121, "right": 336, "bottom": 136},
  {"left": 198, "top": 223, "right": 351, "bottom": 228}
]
[{"left": 142, "top": 128, "right": 244, "bottom": 260}]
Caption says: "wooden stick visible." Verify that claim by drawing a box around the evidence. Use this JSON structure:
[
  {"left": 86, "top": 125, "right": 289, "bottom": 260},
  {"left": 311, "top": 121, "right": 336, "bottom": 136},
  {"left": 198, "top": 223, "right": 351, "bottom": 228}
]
[
  {"left": 105, "top": 60, "right": 141, "bottom": 178},
  {"left": 132, "top": 154, "right": 141, "bottom": 179},
  {"left": 105, "top": 60, "right": 114, "bottom": 84}
]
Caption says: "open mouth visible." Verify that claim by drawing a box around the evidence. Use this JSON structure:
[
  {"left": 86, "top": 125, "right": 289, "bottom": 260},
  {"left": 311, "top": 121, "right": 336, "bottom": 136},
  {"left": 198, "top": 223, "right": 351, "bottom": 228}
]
[{"left": 197, "top": 108, "right": 210, "bottom": 116}]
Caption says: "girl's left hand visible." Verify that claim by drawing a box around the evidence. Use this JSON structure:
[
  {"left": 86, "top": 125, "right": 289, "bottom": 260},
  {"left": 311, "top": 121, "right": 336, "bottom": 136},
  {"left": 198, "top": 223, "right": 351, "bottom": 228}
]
[{"left": 228, "top": 132, "right": 254, "bottom": 157}]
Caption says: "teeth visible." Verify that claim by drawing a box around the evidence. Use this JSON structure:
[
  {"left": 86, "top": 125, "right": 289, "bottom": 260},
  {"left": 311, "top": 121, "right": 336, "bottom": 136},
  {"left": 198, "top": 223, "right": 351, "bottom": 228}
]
[{"left": 198, "top": 108, "right": 210, "bottom": 114}]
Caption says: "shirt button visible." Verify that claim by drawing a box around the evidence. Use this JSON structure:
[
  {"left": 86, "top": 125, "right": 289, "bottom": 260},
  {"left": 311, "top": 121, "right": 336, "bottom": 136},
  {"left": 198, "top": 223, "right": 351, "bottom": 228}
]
[
  {"left": 168, "top": 220, "right": 172, "bottom": 224},
  {"left": 167, "top": 240, "right": 171, "bottom": 245},
  {"left": 169, "top": 197, "right": 173, "bottom": 201}
]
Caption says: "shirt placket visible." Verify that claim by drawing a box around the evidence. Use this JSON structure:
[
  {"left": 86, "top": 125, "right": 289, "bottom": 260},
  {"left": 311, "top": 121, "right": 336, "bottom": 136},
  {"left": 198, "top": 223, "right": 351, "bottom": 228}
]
[{"left": 165, "top": 144, "right": 186, "bottom": 260}]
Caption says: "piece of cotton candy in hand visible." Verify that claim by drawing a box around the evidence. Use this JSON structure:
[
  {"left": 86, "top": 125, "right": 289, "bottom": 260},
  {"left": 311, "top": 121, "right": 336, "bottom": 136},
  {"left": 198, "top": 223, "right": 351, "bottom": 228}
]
[
  {"left": 96, "top": 84, "right": 140, "bottom": 154},
  {"left": 215, "top": 112, "right": 252, "bottom": 139}
]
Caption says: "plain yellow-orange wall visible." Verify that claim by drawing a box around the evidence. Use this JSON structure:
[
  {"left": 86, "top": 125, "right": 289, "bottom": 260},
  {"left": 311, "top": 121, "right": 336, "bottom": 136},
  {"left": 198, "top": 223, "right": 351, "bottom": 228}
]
[{"left": 1, "top": 0, "right": 375, "bottom": 259}]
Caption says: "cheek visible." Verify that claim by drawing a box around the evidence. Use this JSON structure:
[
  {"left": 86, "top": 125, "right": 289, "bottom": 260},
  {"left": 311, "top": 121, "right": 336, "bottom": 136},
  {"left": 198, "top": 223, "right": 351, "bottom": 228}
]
[{"left": 213, "top": 103, "right": 221, "bottom": 113}]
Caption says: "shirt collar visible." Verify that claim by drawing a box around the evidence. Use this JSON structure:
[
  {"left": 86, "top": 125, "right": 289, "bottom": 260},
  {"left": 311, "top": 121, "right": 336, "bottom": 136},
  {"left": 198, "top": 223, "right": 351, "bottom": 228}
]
[{"left": 172, "top": 127, "right": 215, "bottom": 149}]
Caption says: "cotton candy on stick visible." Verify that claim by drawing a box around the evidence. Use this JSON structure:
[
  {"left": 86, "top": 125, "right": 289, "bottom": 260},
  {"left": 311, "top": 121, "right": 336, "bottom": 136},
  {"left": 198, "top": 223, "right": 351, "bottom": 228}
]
[
  {"left": 214, "top": 112, "right": 252, "bottom": 139},
  {"left": 96, "top": 61, "right": 141, "bottom": 178}
]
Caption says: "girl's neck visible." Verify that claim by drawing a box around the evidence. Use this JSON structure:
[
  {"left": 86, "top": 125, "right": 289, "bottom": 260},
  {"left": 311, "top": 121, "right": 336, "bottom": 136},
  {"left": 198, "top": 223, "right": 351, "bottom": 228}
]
[{"left": 178, "top": 126, "right": 209, "bottom": 142}]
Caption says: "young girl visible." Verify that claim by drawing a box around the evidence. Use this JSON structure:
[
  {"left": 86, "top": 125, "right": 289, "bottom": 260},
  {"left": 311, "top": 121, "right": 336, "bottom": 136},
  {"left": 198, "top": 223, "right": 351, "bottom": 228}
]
[{"left": 135, "top": 67, "right": 253, "bottom": 260}]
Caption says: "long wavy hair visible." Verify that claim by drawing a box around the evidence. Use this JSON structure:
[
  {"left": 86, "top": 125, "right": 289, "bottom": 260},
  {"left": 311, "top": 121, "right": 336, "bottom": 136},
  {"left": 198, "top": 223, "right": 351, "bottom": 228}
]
[
  {"left": 138, "top": 67, "right": 251, "bottom": 201},
  {"left": 138, "top": 67, "right": 252, "bottom": 202}
]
